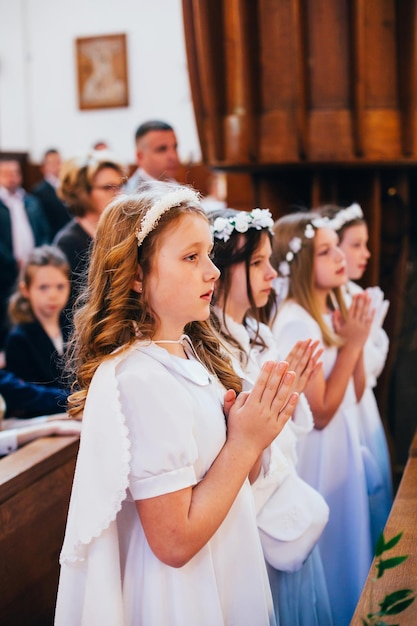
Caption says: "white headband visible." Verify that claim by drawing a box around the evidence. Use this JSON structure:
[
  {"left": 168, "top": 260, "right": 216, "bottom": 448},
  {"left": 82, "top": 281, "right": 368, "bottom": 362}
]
[{"left": 135, "top": 187, "right": 201, "bottom": 247}]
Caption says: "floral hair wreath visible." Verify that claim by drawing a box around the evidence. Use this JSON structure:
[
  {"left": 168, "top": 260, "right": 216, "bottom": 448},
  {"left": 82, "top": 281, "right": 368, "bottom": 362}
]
[
  {"left": 277, "top": 203, "right": 364, "bottom": 276},
  {"left": 135, "top": 187, "right": 201, "bottom": 247},
  {"left": 211, "top": 208, "right": 274, "bottom": 242}
]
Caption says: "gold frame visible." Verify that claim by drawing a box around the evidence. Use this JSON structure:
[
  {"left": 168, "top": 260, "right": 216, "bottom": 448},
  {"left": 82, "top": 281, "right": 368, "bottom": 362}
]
[{"left": 75, "top": 33, "right": 129, "bottom": 110}]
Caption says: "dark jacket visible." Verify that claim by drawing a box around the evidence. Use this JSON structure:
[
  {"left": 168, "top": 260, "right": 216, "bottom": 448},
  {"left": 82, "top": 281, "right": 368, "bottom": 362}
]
[
  {"left": 31, "top": 179, "right": 71, "bottom": 238},
  {"left": 0, "top": 369, "right": 68, "bottom": 418},
  {"left": 0, "top": 193, "right": 50, "bottom": 347},
  {"left": 5, "top": 315, "right": 70, "bottom": 388}
]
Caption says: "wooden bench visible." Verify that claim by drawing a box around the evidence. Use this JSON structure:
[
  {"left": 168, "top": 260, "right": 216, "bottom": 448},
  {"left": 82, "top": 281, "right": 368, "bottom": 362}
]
[
  {"left": 351, "top": 437, "right": 417, "bottom": 624},
  {"left": 0, "top": 436, "right": 78, "bottom": 626}
]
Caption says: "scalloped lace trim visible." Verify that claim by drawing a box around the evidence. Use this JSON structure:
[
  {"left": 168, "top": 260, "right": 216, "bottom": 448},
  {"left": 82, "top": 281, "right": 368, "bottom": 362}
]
[{"left": 61, "top": 347, "right": 135, "bottom": 564}]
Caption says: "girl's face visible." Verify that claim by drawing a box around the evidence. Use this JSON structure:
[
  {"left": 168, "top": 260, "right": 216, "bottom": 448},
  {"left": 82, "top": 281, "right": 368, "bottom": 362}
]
[
  {"left": 89, "top": 166, "right": 124, "bottom": 214},
  {"left": 338, "top": 223, "right": 370, "bottom": 280},
  {"left": 313, "top": 227, "right": 347, "bottom": 293},
  {"left": 226, "top": 233, "right": 277, "bottom": 323},
  {"left": 144, "top": 213, "right": 220, "bottom": 339},
  {"left": 21, "top": 266, "right": 70, "bottom": 323}
]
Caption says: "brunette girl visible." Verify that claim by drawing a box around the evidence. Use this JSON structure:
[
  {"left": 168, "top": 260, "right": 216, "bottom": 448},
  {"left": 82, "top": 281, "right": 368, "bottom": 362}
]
[
  {"left": 6, "top": 245, "right": 70, "bottom": 388},
  {"left": 208, "top": 206, "right": 332, "bottom": 626}
]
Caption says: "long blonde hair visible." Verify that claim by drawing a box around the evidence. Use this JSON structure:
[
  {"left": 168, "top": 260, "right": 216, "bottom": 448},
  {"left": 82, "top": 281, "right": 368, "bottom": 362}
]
[
  {"left": 271, "top": 212, "right": 347, "bottom": 346},
  {"left": 67, "top": 183, "right": 241, "bottom": 418}
]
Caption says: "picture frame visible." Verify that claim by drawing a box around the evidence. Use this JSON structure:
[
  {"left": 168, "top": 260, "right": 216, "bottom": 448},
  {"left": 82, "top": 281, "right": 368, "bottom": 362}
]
[{"left": 75, "top": 33, "right": 129, "bottom": 110}]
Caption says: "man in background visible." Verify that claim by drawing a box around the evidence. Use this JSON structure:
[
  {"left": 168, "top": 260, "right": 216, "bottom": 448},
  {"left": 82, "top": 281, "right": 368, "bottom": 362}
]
[
  {"left": 124, "top": 119, "right": 180, "bottom": 193},
  {"left": 0, "top": 158, "right": 50, "bottom": 352},
  {"left": 32, "top": 149, "right": 70, "bottom": 239}
]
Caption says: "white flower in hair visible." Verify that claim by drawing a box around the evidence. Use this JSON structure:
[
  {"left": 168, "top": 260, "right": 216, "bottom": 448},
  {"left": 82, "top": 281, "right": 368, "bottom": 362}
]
[
  {"left": 234, "top": 212, "right": 251, "bottom": 233},
  {"left": 212, "top": 217, "right": 234, "bottom": 241},
  {"left": 331, "top": 203, "right": 364, "bottom": 230},
  {"left": 278, "top": 260, "right": 291, "bottom": 277},
  {"left": 135, "top": 187, "right": 200, "bottom": 247},
  {"left": 289, "top": 236, "right": 302, "bottom": 253},
  {"left": 304, "top": 223, "right": 316, "bottom": 238}
]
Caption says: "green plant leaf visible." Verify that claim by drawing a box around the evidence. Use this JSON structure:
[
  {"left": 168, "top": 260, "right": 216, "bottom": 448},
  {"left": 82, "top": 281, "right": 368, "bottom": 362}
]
[
  {"left": 379, "top": 589, "right": 414, "bottom": 611},
  {"left": 382, "top": 532, "right": 403, "bottom": 552},
  {"left": 374, "top": 532, "right": 386, "bottom": 557},
  {"left": 383, "top": 597, "right": 415, "bottom": 615},
  {"left": 376, "top": 556, "right": 408, "bottom": 578}
]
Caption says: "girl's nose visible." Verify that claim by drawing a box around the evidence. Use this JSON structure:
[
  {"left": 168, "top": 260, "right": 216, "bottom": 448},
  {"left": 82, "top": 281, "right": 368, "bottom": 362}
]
[
  {"left": 266, "top": 261, "right": 278, "bottom": 280},
  {"left": 208, "top": 258, "right": 220, "bottom": 281}
]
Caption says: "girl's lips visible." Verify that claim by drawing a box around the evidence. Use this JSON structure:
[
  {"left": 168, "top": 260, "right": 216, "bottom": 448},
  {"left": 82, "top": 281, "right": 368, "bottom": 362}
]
[{"left": 201, "top": 289, "right": 214, "bottom": 301}]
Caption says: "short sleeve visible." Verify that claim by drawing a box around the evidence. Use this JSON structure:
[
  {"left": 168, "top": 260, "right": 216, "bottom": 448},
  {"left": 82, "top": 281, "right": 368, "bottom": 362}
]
[{"left": 117, "top": 364, "right": 199, "bottom": 500}]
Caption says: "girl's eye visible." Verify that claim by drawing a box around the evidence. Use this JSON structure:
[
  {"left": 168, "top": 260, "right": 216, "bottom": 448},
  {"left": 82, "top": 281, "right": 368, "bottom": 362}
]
[{"left": 185, "top": 254, "right": 198, "bottom": 262}]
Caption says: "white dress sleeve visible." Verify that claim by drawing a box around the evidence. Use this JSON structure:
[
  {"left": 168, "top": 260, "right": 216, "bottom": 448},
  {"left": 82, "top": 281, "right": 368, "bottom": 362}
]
[
  {"left": 117, "top": 365, "right": 199, "bottom": 500},
  {"left": 0, "top": 430, "right": 18, "bottom": 456}
]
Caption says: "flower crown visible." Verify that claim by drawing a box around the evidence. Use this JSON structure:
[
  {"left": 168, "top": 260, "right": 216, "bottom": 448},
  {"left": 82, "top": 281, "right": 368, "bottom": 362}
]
[
  {"left": 135, "top": 187, "right": 201, "bottom": 247},
  {"left": 278, "top": 222, "right": 313, "bottom": 277},
  {"left": 323, "top": 203, "right": 364, "bottom": 231},
  {"left": 211, "top": 209, "right": 274, "bottom": 242}
]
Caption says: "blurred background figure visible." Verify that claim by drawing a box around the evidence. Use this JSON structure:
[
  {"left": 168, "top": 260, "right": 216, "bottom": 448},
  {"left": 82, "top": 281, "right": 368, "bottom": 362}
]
[
  {"left": 92, "top": 140, "right": 110, "bottom": 151},
  {"left": 0, "top": 158, "right": 50, "bottom": 355},
  {"left": 5, "top": 245, "right": 71, "bottom": 389},
  {"left": 32, "top": 149, "right": 71, "bottom": 239},
  {"left": 53, "top": 151, "right": 126, "bottom": 320},
  {"left": 124, "top": 119, "right": 180, "bottom": 193}
]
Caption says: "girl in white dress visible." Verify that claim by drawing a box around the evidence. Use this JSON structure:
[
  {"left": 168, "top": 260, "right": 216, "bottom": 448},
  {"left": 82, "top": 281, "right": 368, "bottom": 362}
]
[
  {"left": 317, "top": 203, "right": 393, "bottom": 548},
  {"left": 270, "top": 211, "right": 375, "bottom": 626},
  {"left": 54, "top": 183, "right": 299, "bottom": 626},
  {"left": 207, "top": 207, "right": 333, "bottom": 626}
]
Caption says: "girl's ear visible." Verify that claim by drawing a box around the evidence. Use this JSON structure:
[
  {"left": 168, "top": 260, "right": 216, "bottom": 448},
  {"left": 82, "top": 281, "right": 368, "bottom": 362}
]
[
  {"left": 132, "top": 265, "right": 143, "bottom": 294},
  {"left": 19, "top": 281, "right": 29, "bottom": 298}
]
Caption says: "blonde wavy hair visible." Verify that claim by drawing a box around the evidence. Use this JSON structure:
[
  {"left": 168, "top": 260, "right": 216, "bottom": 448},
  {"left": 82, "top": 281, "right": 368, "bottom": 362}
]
[
  {"left": 271, "top": 211, "right": 347, "bottom": 347},
  {"left": 67, "top": 182, "right": 242, "bottom": 418}
]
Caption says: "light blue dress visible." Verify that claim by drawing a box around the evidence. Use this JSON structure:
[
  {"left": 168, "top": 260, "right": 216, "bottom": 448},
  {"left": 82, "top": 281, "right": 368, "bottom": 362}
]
[
  {"left": 271, "top": 301, "right": 374, "bottom": 626},
  {"left": 344, "top": 281, "right": 393, "bottom": 550}
]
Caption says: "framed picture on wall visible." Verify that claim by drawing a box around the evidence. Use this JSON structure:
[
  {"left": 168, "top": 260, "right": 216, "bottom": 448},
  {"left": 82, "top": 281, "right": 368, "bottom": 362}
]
[{"left": 75, "top": 33, "right": 129, "bottom": 110}]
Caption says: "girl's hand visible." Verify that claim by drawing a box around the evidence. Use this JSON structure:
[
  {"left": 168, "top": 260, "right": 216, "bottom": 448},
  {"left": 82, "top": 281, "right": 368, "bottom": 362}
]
[
  {"left": 226, "top": 361, "right": 298, "bottom": 454},
  {"left": 332, "top": 292, "right": 374, "bottom": 348},
  {"left": 284, "top": 339, "right": 323, "bottom": 395}
]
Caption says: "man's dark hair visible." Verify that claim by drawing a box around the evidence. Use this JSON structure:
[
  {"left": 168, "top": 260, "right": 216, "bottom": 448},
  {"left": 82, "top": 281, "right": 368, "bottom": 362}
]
[
  {"left": 135, "top": 120, "right": 174, "bottom": 142},
  {"left": 43, "top": 148, "right": 59, "bottom": 160}
]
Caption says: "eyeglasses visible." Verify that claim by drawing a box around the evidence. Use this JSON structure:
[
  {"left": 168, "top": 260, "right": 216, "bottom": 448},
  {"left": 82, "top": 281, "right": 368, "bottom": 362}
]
[{"left": 92, "top": 183, "right": 125, "bottom": 193}]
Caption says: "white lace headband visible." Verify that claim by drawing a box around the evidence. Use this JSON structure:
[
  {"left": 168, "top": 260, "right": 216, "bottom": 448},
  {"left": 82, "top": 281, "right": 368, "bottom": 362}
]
[
  {"left": 135, "top": 187, "right": 201, "bottom": 247},
  {"left": 211, "top": 209, "right": 274, "bottom": 242}
]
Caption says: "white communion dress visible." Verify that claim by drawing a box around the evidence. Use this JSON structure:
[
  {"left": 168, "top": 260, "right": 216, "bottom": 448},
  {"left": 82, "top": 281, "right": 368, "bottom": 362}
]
[
  {"left": 54, "top": 340, "right": 275, "bottom": 626},
  {"left": 271, "top": 300, "right": 373, "bottom": 626},
  {"left": 213, "top": 309, "right": 333, "bottom": 626},
  {"left": 344, "top": 281, "right": 393, "bottom": 548}
]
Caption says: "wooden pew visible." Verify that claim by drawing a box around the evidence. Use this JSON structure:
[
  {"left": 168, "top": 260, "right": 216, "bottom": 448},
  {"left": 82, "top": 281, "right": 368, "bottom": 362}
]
[
  {"left": 351, "top": 437, "right": 417, "bottom": 624},
  {"left": 0, "top": 437, "right": 78, "bottom": 626}
]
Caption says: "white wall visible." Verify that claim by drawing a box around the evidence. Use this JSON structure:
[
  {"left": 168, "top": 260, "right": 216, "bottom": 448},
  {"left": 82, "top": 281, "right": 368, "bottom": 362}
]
[{"left": 0, "top": 0, "right": 201, "bottom": 165}]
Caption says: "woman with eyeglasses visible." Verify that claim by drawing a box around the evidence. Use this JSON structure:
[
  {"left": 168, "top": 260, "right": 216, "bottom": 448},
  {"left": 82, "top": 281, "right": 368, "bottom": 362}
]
[{"left": 53, "top": 150, "right": 126, "bottom": 321}]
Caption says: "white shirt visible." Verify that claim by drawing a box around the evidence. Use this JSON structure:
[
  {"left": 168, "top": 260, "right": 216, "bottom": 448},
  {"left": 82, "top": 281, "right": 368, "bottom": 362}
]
[{"left": 0, "top": 186, "right": 34, "bottom": 264}]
